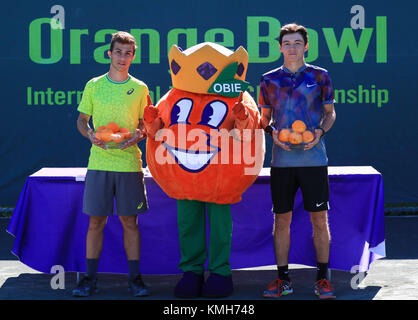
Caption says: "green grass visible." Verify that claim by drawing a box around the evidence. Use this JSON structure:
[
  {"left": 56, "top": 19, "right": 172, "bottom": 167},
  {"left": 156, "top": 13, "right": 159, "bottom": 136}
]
[
  {"left": 1, "top": 203, "right": 417, "bottom": 218},
  {"left": 0, "top": 207, "right": 14, "bottom": 218},
  {"left": 384, "top": 203, "right": 418, "bottom": 208},
  {"left": 384, "top": 203, "right": 418, "bottom": 216}
]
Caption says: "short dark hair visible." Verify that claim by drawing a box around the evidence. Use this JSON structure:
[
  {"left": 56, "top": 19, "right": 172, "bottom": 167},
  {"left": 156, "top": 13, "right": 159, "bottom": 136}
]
[
  {"left": 279, "top": 23, "right": 308, "bottom": 45},
  {"left": 110, "top": 31, "right": 137, "bottom": 54}
]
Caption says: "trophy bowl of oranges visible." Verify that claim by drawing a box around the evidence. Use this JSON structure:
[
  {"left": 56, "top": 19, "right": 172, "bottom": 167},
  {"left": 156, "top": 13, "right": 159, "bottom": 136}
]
[
  {"left": 93, "top": 122, "right": 133, "bottom": 149},
  {"left": 278, "top": 120, "right": 315, "bottom": 149}
]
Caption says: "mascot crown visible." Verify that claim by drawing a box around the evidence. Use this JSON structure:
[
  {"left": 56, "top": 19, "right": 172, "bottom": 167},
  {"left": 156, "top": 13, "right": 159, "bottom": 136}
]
[{"left": 168, "top": 42, "right": 249, "bottom": 95}]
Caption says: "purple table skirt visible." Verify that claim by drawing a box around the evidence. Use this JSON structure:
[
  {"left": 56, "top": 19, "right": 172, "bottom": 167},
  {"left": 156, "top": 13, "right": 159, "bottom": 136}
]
[{"left": 7, "top": 167, "right": 385, "bottom": 275}]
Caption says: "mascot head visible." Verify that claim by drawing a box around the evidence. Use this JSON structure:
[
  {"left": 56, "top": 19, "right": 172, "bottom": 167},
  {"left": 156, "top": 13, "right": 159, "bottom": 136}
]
[{"left": 146, "top": 42, "right": 264, "bottom": 204}]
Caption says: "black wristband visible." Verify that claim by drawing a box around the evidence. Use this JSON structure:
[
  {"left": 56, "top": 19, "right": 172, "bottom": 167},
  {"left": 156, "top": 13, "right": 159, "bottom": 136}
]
[
  {"left": 264, "top": 125, "right": 276, "bottom": 136},
  {"left": 318, "top": 127, "right": 326, "bottom": 137}
]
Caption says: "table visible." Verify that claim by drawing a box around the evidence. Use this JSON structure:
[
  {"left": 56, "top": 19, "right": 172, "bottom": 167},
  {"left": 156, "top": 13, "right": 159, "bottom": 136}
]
[{"left": 7, "top": 166, "right": 385, "bottom": 275}]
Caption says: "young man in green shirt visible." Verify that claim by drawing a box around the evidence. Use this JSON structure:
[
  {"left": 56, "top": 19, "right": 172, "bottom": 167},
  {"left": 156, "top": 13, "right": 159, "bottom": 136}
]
[{"left": 73, "top": 31, "right": 151, "bottom": 297}]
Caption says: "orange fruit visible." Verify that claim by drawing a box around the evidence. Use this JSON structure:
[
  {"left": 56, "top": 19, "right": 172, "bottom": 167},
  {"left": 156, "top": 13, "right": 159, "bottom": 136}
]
[
  {"left": 278, "top": 129, "right": 291, "bottom": 142},
  {"left": 289, "top": 131, "right": 303, "bottom": 144},
  {"left": 106, "top": 122, "right": 119, "bottom": 133},
  {"left": 94, "top": 125, "right": 106, "bottom": 139},
  {"left": 302, "top": 130, "right": 314, "bottom": 143},
  {"left": 98, "top": 128, "right": 113, "bottom": 142},
  {"left": 119, "top": 127, "right": 132, "bottom": 139},
  {"left": 291, "top": 120, "right": 306, "bottom": 133},
  {"left": 111, "top": 133, "right": 124, "bottom": 143}
]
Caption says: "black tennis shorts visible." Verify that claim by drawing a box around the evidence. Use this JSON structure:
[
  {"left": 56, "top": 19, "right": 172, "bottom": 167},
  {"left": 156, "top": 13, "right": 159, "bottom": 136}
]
[
  {"left": 83, "top": 170, "right": 148, "bottom": 216},
  {"left": 270, "top": 166, "right": 330, "bottom": 214}
]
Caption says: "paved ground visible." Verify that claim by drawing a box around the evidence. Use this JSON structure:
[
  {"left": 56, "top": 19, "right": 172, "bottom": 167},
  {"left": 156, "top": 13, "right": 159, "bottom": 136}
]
[{"left": 0, "top": 216, "right": 417, "bottom": 302}]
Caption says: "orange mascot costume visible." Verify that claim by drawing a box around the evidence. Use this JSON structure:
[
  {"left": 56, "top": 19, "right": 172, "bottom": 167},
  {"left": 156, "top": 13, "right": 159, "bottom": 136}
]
[{"left": 144, "top": 42, "right": 264, "bottom": 298}]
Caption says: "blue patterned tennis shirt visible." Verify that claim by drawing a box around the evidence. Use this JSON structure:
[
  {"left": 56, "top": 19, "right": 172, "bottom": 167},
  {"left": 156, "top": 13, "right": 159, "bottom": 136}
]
[{"left": 259, "top": 64, "right": 335, "bottom": 167}]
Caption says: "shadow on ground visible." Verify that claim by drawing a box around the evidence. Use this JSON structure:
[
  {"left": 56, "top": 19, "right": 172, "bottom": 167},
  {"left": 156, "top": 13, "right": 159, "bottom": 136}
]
[{"left": 0, "top": 269, "right": 381, "bottom": 300}]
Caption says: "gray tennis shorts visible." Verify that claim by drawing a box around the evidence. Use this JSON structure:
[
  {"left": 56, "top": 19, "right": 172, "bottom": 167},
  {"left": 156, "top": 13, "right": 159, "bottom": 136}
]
[{"left": 83, "top": 170, "right": 148, "bottom": 216}]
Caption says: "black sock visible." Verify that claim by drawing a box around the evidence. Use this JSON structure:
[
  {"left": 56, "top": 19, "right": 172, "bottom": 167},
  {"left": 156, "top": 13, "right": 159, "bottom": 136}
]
[
  {"left": 277, "top": 265, "right": 290, "bottom": 282},
  {"left": 86, "top": 258, "right": 99, "bottom": 280},
  {"left": 128, "top": 260, "right": 141, "bottom": 281},
  {"left": 316, "top": 262, "right": 328, "bottom": 281}
]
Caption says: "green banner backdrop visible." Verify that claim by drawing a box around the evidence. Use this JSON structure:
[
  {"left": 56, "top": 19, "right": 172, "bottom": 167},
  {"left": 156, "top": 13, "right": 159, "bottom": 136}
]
[{"left": 1, "top": 0, "right": 416, "bottom": 205}]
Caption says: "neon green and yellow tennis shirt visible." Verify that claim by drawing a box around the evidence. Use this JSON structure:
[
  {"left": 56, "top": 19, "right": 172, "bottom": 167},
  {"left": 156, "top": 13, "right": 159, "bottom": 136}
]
[{"left": 77, "top": 73, "right": 149, "bottom": 172}]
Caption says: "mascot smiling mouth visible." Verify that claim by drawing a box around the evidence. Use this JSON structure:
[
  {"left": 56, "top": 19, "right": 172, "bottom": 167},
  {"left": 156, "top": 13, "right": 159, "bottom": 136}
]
[{"left": 162, "top": 134, "right": 220, "bottom": 173}]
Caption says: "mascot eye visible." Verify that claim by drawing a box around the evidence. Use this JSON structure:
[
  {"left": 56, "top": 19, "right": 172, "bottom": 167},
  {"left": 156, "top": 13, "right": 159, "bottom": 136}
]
[
  {"left": 170, "top": 98, "right": 193, "bottom": 126},
  {"left": 198, "top": 100, "right": 228, "bottom": 129}
]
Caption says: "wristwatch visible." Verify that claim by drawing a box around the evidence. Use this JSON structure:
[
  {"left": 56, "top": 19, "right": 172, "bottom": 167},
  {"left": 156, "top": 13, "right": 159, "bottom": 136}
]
[
  {"left": 264, "top": 125, "right": 276, "bottom": 136},
  {"left": 318, "top": 127, "right": 326, "bottom": 137}
]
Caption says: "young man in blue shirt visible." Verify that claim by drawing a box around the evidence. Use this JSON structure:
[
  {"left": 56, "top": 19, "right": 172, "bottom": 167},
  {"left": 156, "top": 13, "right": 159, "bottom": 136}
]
[{"left": 259, "top": 23, "right": 337, "bottom": 299}]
